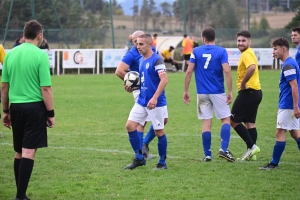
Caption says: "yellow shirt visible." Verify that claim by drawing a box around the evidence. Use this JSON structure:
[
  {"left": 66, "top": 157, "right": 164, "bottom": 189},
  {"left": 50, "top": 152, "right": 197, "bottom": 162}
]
[
  {"left": 182, "top": 38, "right": 193, "bottom": 54},
  {"left": 237, "top": 48, "right": 261, "bottom": 90},
  {"left": 0, "top": 45, "right": 5, "bottom": 64},
  {"left": 161, "top": 49, "right": 172, "bottom": 59}
]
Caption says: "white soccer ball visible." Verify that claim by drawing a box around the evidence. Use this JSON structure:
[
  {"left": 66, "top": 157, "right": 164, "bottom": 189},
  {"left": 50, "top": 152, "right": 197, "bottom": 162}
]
[{"left": 124, "top": 71, "right": 140, "bottom": 90}]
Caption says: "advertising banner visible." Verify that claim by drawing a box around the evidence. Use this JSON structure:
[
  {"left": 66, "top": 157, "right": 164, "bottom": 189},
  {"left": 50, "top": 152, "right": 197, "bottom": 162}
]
[
  {"left": 62, "top": 50, "right": 96, "bottom": 69},
  {"left": 226, "top": 48, "right": 274, "bottom": 66},
  {"left": 102, "top": 49, "right": 127, "bottom": 68}
]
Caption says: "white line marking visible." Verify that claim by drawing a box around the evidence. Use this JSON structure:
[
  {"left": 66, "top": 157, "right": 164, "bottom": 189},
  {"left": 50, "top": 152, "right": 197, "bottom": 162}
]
[{"left": 1, "top": 142, "right": 299, "bottom": 166}]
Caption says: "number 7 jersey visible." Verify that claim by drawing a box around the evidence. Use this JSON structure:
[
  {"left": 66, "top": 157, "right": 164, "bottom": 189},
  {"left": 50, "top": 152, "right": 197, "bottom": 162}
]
[{"left": 190, "top": 45, "right": 228, "bottom": 94}]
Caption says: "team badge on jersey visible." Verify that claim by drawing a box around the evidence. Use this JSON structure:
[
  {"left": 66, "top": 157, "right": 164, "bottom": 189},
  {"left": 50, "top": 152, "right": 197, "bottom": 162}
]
[{"left": 146, "top": 63, "right": 150, "bottom": 69}]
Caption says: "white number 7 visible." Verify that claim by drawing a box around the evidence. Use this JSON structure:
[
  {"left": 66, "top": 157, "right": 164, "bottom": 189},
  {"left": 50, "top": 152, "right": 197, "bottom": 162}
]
[{"left": 203, "top": 54, "right": 211, "bottom": 69}]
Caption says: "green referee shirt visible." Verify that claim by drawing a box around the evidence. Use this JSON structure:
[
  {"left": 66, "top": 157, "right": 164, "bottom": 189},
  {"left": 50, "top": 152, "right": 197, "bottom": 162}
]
[{"left": 2, "top": 42, "right": 52, "bottom": 103}]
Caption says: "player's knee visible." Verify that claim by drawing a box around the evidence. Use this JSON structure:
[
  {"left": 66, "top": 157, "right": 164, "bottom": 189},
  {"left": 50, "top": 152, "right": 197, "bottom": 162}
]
[
  {"left": 164, "top": 118, "right": 168, "bottom": 125},
  {"left": 126, "top": 120, "right": 137, "bottom": 132},
  {"left": 155, "top": 129, "right": 165, "bottom": 137},
  {"left": 22, "top": 148, "right": 36, "bottom": 160}
]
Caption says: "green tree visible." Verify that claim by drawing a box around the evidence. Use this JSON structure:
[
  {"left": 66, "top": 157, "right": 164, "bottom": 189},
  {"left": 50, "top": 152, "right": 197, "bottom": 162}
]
[
  {"left": 173, "top": 0, "right": 211, "bottom": 32},
  {"left": 285, "top": 8, "right": 300, "bottom": 29},
  {"left": 84, "top": 0, "right": 105, "bottom": 14},
  {"left": 259, "top": 15, "right": 270, "bottom": 29},
  {"left": 140, "top": 0, "right": 157, "bottom": 30},
  {"left": 67, "top": 2, "right": 84, "bottom": 28},
  {"left": 160, "top": 2, "right": 173, "bottom": 30},
  {"left": 251, "top": 17, "right": 259, "bottom": 30}
]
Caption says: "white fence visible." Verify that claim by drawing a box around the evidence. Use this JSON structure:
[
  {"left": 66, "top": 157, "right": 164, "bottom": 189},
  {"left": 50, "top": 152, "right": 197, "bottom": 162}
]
[{"left": 1, "top": 48, "right": 296, "bottom": 75}]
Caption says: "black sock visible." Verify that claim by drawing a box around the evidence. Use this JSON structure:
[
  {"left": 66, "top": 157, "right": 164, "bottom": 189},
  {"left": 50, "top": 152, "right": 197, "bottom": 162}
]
[
  {"left": 234, "top": 124, "right": 254, "bottom": 149},
  {"left": 14, "top": 158, "right": 21, "bottom": 188},
  {"left": 248, "top": 128, "right": 257, "bottom": 144},
  {"left": 16, "top": 158, "right": 34, "bottom": 199},
  {"left": 175, "top": 63, "right": 180, "bottom": 71}
]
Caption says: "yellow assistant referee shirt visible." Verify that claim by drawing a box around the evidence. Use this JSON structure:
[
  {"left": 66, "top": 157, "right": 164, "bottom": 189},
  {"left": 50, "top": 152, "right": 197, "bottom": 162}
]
[
  {"left": 237, "top": 48, "right": 261, "bottom": 91},
  {"left": 0, "top": 45, "right": 5, "bottom": 64}
]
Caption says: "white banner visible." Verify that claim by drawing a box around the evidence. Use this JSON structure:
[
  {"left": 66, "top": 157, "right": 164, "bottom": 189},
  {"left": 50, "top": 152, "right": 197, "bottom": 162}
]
[
  {"left": 102, "top": 49, "right": 127, "bottom": 68},
  {"left": 226, "top": 48, "right": 241, "bottom": 66},
  {"left": 226, "top": 48, "right": 274, "bottom": 66},
  {"left": 62, "top": 50, "right": 96, "bottom": 69}
]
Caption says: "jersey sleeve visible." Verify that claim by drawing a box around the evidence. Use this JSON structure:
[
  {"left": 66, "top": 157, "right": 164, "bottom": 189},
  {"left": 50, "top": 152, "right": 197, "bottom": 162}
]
[
  {"left": 154, "top": 58, "right": 166, "bottom": 75},
  {"left": 243, "top": 52, "right": 256, "bottom": 69},
  {"left": 283, "top": 64, "right": 297, "bottom": 82},
  {"left": 121, "top": 51, "right": 134, "bottom": 66},
  {"left": 190, "top": 50, "right": 196, "bottom": 64},
  {"left": 39, "top": 52, "right": 52, "bottom": 86},
  {"left": 221, "top": 48, "right": 229, "bottom": 64},
  {"left": 182, "top": 39, "right": 186, "bottom": 47}
]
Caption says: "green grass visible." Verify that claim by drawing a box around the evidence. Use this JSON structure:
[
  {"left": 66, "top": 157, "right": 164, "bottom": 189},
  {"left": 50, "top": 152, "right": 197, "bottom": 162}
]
[{"left": 0, "top": 70, "right": 299, "bottom": 200}]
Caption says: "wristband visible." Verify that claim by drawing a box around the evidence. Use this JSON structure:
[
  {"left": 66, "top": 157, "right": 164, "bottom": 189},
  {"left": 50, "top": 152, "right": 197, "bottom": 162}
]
[
  {"left": 47, "top": 110, "right": 55, "bottom": 117},
  {"left": 3, "top": 109, "right": 10, "bottom": 114}
]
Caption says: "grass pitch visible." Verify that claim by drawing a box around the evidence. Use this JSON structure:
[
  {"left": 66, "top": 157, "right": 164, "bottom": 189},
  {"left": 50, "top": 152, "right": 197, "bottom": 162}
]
[{"left": 0, "top": 70, "right": 299, "bottom": 200}]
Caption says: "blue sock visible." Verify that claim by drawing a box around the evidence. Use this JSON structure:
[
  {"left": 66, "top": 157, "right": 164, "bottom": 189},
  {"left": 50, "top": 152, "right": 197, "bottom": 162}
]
[
  {"left": 128, "top": 130, "right": 143, "bottom": 160},
  {"left": 271, "top": 141, "right": 286, "bottom": 165},
  {"left": 157, "top": 134, "right": 167, "bottom": 165},
  {"left": 296, "top": 138, "right": 300, "bottom": 150},
  {"left": 202, "top": 131, "right": 212, "bottom": 157},
  {"left": 220, "top": 124, "right": 231, "bottom": 152},
  {"left": 137, "top": 131, "right": 144, "bottom": 149},
  {"left": 143, "top": 124, "right": 156, "bottom": 145}
]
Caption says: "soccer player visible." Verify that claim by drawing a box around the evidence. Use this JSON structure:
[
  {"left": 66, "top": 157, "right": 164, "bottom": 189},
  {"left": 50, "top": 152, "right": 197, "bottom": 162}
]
[
  {"left": 161, "top": 46, "right": 181, "bottom": 72},
  {"left": 124, "top": 34, "right": 168, "bottom": 170},
  {"left": 231, "top": 30, "right": 262, "bottom": 161},
  {"left": 291, "top": 27, "right": 300, "bottom": 66},
  {"left": 181, "top": 34, "right": 193, "bottom": 71},
  {"left": 115, "top": 30, "right": 168, "bottom": 159},
  {"left": 183, "top": 27, "right": 235, "bottom": 162},
  {"left": 260, "top": 37, "right": 300, "bottom": 170},
  {"left": 1, "top": 20, "right": 55, "bottom": 200}
]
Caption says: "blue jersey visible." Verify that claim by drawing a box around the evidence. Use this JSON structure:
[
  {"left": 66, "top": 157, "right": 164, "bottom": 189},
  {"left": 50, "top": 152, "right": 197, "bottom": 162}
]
[
  {"left": 137, "top": 53, "right": 167, "bottom": 107},
  {"left": 121, "top": 46, "right": 158, "bottom": 72},
  {"left": 279, "top": 57, "right": 300, "bottom": 109},
  {"left": 295, "top": 45, "right": 300, "bottom": 68},
  {"left": 190, "top": 45, "right": 228, "bottom": 94}
]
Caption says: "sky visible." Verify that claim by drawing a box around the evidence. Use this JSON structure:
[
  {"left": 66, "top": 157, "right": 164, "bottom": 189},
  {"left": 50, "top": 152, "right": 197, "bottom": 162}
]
[{"left": 117, "top": 0, "right": 176, "bottom": 16}]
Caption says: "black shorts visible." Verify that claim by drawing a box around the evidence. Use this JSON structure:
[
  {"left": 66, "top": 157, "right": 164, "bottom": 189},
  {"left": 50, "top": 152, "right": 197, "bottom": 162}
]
[
  {"left": 164, "top": 58, "right": 174, "bottom": 64},
  {"left": 10, "top": 101, "right": 48, "bottom": 153},
  {"left": 184, "top": 54, "right": 191, "bottom": 61},
  {"left": 231, "top": 89, "right": 263, "bottom": 123}
]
